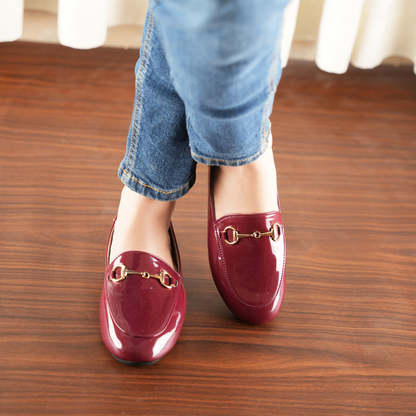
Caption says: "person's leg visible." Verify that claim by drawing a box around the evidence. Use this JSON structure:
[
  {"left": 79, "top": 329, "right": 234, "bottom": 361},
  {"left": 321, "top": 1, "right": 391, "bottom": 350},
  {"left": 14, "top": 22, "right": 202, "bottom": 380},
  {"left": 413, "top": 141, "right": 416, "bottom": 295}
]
[
  {"left": 151, "top": 0, "right": 289, "bottom": 217},
  {"left": 212, "top": 138, "right": 278, "bottom": 219},
  {"left": 150, "top": 0, "right": 289, "bottom": 325},
  {"left": 110, "top": 8, "right": 197, "bottom": 267},
  {"left": 111, "top": 188, "right": 176, "bottom": 267},
  {"left": 100, "top": 7, "right": 194, "bottom": 366}
]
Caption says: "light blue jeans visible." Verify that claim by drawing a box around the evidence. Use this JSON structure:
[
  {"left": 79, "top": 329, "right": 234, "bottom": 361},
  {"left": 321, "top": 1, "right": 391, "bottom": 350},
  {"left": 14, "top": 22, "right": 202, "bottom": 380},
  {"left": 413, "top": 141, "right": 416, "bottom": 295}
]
[{"left": 119, "top": 0, "right": 290, "bottom": 201}]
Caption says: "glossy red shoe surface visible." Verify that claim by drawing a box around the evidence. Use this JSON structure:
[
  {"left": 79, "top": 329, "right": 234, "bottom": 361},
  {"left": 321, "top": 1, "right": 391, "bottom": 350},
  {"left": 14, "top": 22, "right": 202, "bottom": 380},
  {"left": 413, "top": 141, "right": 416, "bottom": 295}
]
[
  {"left": 100, "top": 219, "right": 186, "bottom": 365},
  {"left": 208, "top": 176, "right": 286, "bottom": 325}
]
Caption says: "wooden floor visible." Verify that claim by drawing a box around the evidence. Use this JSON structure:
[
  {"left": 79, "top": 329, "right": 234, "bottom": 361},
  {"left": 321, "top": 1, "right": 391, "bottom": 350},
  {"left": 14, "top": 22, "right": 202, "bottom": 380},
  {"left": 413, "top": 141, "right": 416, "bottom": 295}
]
[{"left": 0, "top": 41, "right": 415, "bottom": 415}]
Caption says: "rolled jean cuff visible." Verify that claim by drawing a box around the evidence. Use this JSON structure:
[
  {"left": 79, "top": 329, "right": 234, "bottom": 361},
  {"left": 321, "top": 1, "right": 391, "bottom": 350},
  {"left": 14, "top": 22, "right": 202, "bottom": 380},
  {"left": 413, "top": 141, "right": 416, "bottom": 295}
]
[
  {"left": 118, "top": 167, "right": 196, "bottom": 201},
  {"left": 190, "top": 123, "right": 272, "bottom": 167}
]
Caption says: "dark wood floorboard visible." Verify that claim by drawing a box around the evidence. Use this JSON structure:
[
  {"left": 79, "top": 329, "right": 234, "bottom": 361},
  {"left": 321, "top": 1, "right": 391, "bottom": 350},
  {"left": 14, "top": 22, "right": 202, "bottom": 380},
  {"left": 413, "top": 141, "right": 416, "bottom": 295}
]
[{"left": 0, "top": 41, "right": 415, "bottom": 415}]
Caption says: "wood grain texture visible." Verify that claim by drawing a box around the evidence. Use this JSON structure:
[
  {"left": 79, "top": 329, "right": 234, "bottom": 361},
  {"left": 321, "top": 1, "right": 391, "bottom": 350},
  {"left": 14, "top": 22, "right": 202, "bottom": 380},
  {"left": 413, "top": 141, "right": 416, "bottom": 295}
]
[{"left": 0, "top": 41, "right": 415, "bottom": 415}]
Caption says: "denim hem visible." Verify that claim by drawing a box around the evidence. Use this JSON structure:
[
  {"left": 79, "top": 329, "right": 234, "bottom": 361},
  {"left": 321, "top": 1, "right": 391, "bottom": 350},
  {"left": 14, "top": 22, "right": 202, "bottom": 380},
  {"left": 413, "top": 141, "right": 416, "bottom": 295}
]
[
  {"left": 119, "top": 168, "right": 196, "bottom": 201},
  {"left": 190, "top": 125, "right": 271, "bottom": 166}
]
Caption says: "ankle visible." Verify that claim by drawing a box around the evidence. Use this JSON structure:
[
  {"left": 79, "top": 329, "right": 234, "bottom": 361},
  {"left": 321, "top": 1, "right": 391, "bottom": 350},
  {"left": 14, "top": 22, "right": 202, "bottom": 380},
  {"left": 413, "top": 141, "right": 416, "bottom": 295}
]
[
  {"left": 213, "top": 145, "right": 278, "bottom": 219},
  {"left": 109, "top": 186, "right": 176, "bottom": 266},
  {"left": 119, "top": 186, "right": 175, "bottom": 221}
]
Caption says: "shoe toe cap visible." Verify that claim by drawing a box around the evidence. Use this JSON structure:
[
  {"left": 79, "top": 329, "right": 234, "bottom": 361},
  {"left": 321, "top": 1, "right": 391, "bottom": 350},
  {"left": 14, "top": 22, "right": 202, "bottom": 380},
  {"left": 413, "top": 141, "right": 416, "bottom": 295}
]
[
  {"left": 100, "top": 283, "right": 186, "bottom": 364},
  {"left": 209, "top": 212, "right": 286, "bottom": 325},
  {"left": 100, "top": 251, "right": 186, "bottom": 365}
]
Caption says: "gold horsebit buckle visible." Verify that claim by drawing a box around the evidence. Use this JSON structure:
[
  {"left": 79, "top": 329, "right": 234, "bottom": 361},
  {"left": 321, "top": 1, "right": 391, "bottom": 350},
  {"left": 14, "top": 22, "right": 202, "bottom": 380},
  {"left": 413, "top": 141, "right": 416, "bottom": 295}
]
[
  {"left": 221, "top": 222, "right": 282, "bottom": 245},
  {"left": 108, "top": 264, "right": 178, "bottom": 289}
]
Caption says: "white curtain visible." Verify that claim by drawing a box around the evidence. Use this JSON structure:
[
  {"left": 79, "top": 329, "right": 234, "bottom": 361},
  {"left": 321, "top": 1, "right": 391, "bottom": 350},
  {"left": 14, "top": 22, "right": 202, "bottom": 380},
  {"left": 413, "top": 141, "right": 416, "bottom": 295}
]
[
  {"left": 315, "top": 0, "right": 416, "bottom": 74},
  {"left": 0, "top": 0, "right": 415, "bottom": 74}
]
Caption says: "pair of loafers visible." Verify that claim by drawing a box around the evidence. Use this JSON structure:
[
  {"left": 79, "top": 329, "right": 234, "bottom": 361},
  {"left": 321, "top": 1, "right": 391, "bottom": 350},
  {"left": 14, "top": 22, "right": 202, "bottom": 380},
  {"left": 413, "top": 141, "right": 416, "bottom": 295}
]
[{"left": 100, "top": 171, "right": 286, "bottom": 365}]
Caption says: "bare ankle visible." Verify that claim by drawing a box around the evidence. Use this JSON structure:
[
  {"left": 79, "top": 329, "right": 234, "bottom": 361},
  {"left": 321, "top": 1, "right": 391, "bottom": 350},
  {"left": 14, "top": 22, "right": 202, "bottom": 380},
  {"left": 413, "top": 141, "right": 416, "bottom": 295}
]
[
  {"left": 110, "top": 186, "right": 176, "bottom": 267},
  {"left": 213, "top": 145, "right": 278, "bottom": 219}
]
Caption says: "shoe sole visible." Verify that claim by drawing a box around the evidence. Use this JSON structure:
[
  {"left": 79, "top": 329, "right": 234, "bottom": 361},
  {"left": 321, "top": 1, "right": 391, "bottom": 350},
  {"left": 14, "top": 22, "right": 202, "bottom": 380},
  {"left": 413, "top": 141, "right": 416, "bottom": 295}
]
[{"left": 111, "top": 354, "right": 163, "bottom": 366}]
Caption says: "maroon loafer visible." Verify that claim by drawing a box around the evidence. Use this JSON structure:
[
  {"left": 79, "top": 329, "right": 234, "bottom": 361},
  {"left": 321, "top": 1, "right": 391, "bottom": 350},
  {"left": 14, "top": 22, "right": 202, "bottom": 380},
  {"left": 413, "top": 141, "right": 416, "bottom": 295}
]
[
  {"left": 100, "top": 219, "right": 186, "bottom": 365},
  {"left": 208, "top": 171, "right": 286, "bottom": 325}
]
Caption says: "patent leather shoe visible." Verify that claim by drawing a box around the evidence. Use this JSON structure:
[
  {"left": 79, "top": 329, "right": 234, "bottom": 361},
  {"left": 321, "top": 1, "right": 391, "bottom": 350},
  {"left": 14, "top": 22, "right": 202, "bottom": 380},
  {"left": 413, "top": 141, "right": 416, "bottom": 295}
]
[
  {"left": 100, "top": 219, "right": 186, "bottom": 365},
  {"left": 208, "top": 169, "right": 286, "bottom": 325}
]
